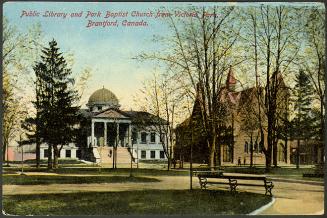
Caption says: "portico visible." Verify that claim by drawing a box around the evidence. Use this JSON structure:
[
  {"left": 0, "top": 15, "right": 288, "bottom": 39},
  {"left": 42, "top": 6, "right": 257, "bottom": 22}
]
[{"left": 90, "top": 110, "right": 132, "bottom": 148}]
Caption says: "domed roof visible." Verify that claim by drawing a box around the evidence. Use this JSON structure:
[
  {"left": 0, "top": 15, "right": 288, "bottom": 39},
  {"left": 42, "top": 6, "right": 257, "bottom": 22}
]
[{"left": 87, "top": 87, "right": 119, "bottom": 106}]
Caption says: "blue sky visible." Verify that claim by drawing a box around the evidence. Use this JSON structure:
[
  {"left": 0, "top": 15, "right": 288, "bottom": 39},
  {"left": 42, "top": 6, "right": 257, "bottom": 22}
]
[{"left": 3, "top": 1, "right": 324, "bottom": 109}]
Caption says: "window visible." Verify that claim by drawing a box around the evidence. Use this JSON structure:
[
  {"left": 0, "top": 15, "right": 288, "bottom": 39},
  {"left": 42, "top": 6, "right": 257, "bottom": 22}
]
[
  {"left": 160, "top": 134, "right": 163, "bottom": 143},
  {"left": 44, "top": 149, "right": 48, "bottom": 158},
  {"left": 259, "top": 142, "right": 263, "bottom": 153},
  {"left": 223, "top": 145, "right": 232, "bottom": 162},
  {"left": 141, "top": 150, "right": 146, "bottom": 159},
  {"left": 150, "top": 133, "right": 156, "bottom": 143},
  {"left": 141, "top": 132, "right": 147, "bottom": 144},
  {"left": 254, "top": 141, "right": 258, "bottom": 153},
  {"left": 160, "top": 151, "right": 165, "bottom": 159},
  {"left": 151, "top": 151, "right": 156, "bottom": 159},
  {"left": 97, "top": 106, "right": 102, "bottom": 111},
  {"left": 66, "top": 150, "right": 71, "bottom": 158},
  {"left": 244, "top": 141, "right": 248, "bottom": 153}
]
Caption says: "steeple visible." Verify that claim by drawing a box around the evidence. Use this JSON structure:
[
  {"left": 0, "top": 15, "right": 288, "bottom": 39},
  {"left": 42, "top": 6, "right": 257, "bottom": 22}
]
[{"left": 226, "top": 65, "right": 236, "bottom": 92}]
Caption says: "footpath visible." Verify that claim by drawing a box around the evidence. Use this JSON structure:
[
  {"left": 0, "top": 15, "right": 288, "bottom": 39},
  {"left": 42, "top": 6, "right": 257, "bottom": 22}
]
[{"left": 3, "top": 173, "right": 324, "bottom": 215}]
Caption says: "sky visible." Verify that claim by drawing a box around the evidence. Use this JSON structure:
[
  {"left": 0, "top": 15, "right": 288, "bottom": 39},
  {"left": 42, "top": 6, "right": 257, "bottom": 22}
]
[{"left": 3, "top": 1, "right": 324, "bottom": 109}]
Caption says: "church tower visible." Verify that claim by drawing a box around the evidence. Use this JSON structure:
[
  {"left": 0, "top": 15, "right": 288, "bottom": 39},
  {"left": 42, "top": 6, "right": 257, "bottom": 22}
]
[{"left": 226, "top": 66, "right": 237, "bottom": 92}]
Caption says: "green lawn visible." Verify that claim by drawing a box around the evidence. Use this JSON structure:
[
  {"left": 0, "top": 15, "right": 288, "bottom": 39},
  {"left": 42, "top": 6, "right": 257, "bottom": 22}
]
[
  {"left": 3, "top": 167, "right": 189, "bottom": 176},
  {"left": 3, "top": 175, "right": 160, "bottom": 185},
  {"left": 5, "top": 158, "right": 84, "bottom": 165},
  {"left": 3, "top": 190, "right": 271, "bottom": 215}
]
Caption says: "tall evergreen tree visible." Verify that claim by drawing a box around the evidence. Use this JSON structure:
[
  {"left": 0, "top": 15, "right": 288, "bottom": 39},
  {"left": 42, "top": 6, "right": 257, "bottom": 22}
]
[
  {"left": 292, "top": 69, "right": 314, "bottom": 168},
  {"left": 34, "top": 39, "right": 80, "bottom": 169}
]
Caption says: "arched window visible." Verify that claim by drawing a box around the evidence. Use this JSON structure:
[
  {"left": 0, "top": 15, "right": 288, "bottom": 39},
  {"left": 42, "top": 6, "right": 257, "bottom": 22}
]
[
  {"left": 244, "top": 141, "right": 248, "bottom": 153},
  {"left": 254, "top": 141, "right": 258, "bottom": 153}
]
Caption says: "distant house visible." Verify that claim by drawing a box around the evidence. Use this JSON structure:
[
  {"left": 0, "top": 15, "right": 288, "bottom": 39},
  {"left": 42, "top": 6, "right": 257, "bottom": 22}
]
[{"left": 175, "top": 67, "right": 292, "bottom": 166}]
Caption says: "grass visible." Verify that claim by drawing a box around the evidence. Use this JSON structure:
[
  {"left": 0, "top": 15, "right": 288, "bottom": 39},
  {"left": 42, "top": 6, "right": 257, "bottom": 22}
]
[
  {"left": 3, "top": 175, "right": 160, "bottom": 185},
  {"left": 221, "top": 166, "right": 317, "bottom": 176},
  {"left": 6, "top": 158, "right": 84, "bottom": 165},
  {"left": 3, "top": 167, "right": 189, "bottom": 176},
  {"left": 3, "top": 189, "right": 271, "bottom": 215}
]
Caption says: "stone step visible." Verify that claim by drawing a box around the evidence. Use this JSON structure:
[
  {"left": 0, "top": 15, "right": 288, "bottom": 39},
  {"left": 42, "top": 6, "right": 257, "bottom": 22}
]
[{"left": 96, "top": 147, "right": 135, "bottom": 164}]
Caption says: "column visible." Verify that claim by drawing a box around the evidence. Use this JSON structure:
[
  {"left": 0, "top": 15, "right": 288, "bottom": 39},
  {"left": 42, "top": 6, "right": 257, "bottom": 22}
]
[
  {"left": 128, "top": 124, "right": 132, "bottom": 146},
  {"left": 116, "top": 123, "right": 120, "bottom": 147},
  {"left": 91, "top": 120, "right": 95, "bottom": 147},
  {"left": 104, "top": 122, "right": 107, "bottom": 146}
]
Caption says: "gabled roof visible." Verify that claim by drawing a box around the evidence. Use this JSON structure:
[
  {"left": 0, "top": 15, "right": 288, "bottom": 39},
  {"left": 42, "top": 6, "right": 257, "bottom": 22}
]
[{"left": 94, "top": 108, "right": 129, "bottom": 119}]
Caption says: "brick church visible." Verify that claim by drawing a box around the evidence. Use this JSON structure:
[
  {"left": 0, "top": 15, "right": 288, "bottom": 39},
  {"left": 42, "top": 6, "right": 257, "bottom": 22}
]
[{"left": 175, "top": 67, "right": 291, "bottom": 166}]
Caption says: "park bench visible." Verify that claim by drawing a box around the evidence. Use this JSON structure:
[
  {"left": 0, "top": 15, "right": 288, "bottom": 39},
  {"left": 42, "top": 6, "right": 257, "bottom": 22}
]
[{"left": 194, "top": 171, "right": 274, "bottom": 196}]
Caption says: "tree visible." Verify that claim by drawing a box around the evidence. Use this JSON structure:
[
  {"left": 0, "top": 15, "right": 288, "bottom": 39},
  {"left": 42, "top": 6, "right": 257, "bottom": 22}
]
[
  {"left": 301, "top": 8, "right": 325, "bottom": 144},
  {"left": 137, "top": 72, "right": 186, "bottom": 170},
  {"left": 238, "top": 89, "right": 261, "bottom": 167},
  {"left": 241, "top": 5, "right": 301, "bottom": 170},
  {"left": 138, "top": 6, "right": 242, "bottom": 168},
  {"left": 34, "top": 40, "right": 80, "bottom": 169},
  {"left": 291, "top": 69, "right": 315, "bottom": 168},
  {"left": 2, "top": 17, "right": 43, "bottom": 162}
]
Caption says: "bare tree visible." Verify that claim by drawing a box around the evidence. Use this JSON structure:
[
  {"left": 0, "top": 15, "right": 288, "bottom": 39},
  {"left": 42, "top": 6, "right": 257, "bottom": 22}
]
[
  {"left": 241, "top": 5, "right": 301, "bottom": 170},
  {"left": 138, "top": 6, "right": 242, "bottom": 168},
  {"left": 301, "top": 8, "right": 325, "bottom": 144},
  {"left": 137, "top": 72, "right": 187, "bottom": 170},
  {"left": 2, "top": 17, "right": 43, "bottom": 162}
]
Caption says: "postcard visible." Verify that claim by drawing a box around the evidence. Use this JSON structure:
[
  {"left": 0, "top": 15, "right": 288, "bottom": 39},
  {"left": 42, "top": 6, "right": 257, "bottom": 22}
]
[{"left": 2, "top": 1, "right": 325, "bottom": 216}]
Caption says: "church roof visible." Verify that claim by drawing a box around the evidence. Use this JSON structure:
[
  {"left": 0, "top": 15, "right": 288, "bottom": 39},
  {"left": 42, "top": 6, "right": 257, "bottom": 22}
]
[
  {"left": 87, "top": 87, "right": 119, "bottom": 106},
  {"left": 227, "top": 66, "right": 237, "bottom": 85}
]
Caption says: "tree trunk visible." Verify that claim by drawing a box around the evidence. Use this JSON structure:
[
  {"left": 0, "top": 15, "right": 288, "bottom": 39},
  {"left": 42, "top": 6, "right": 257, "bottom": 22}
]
[
  {"left": 36, "top": 141, "right": 40, "bottom": 168},
  {"left": 208, "top": 138, "right": 216, "bottom": 170},
  {"left": 3, "top": 140, "right": 7, "bottom": 162},
  {"left": 167, "top": 157, "right": 171, "bottom": 171},
  {"left": 53, "top": 146, "right": 59, "bottom": 169},
  {"left": 265, "top": 152, "right": 271, "bottom": 172},
  {"left": 272, "top": 140, "right": 278, "bottom": 167},
  {"left": 296, "top": 139, "right": 300, "bottom": 169},
  {"left": 266, "top": 121, "right": 273, "bottom": 171},
  {"left": 47, "top": 145, "right": 53, "bottom": 169},
  {"left": 284, "top": 137, "right": 288, "bottom": 164}
]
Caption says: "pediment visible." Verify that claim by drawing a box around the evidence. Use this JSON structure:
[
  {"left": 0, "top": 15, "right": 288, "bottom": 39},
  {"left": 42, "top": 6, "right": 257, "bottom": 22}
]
[{"left": 94, "top": 109, "right": 129, "bottom": 119}]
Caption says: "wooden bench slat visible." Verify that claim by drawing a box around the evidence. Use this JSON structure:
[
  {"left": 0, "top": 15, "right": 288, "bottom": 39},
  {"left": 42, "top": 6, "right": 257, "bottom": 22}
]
[{"left": 197, "top": 173, "right": 274, "bottom": 196}]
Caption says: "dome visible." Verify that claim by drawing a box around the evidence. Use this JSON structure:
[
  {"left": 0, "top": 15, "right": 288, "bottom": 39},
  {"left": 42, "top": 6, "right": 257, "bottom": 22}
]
[{"left": 87, "top": 87, "right": 119, "bottom": 108}]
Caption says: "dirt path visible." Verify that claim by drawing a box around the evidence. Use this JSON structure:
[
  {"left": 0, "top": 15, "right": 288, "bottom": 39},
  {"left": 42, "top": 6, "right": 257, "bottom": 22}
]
[{"left": 3, "top": 175, "right": 324, "bottom": 215}]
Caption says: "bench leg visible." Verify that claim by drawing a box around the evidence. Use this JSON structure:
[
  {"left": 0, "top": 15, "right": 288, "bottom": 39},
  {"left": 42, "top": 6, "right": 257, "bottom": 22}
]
[
  {"left": 265, "top": 181, "right": 274, "bottom": 196},
  {"left": 229, "top": 179, "right": 238, "bottom": 193},
  {"left": 199, "top": 177, "right": 207, "bottom": 190}
]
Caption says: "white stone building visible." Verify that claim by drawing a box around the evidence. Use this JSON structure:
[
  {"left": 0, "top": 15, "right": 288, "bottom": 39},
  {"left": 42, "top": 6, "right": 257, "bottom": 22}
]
[
  {"left": 8, "top": 87, "right": 168, "bottom": 164},
  {"left": 80, "top": 87, "right": 169, "bottom": 164}
]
